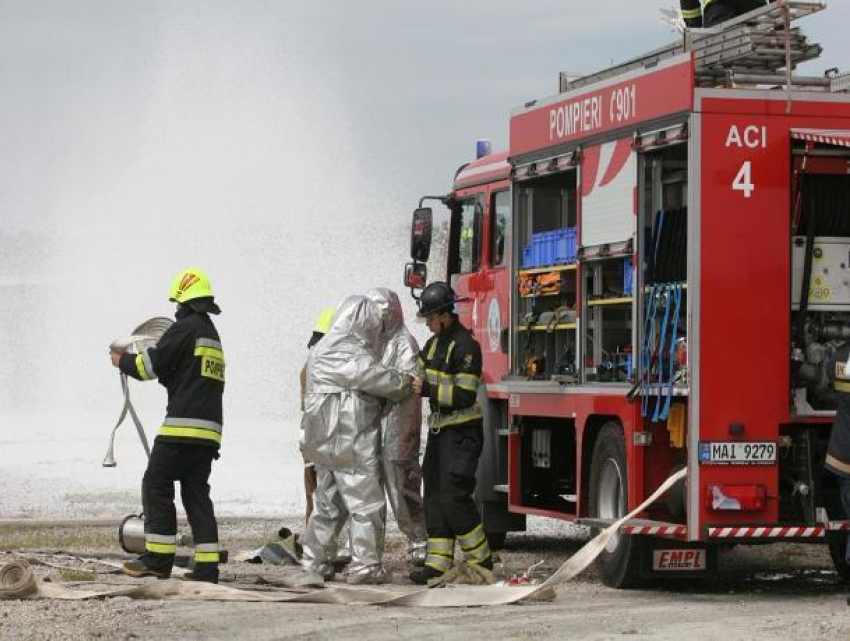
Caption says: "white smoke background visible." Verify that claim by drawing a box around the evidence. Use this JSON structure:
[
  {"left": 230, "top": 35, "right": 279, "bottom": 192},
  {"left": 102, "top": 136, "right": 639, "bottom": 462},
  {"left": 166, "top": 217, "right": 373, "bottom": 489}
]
[{"left": 1, "top": 0, "right": 846, "bottom": 517}]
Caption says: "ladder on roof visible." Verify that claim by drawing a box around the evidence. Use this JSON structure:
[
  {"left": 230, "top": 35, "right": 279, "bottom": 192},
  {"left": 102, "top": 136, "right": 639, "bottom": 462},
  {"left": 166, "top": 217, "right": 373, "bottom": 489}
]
[{"left": 559, "top": 1, "right": 842, "bottom": 93}]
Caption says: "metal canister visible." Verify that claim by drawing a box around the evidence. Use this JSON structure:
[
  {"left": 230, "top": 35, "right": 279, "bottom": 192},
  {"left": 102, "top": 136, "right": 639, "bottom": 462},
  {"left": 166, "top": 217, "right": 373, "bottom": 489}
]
[{"left": 118, "top": 514, "right": 146, "bottom": 554}]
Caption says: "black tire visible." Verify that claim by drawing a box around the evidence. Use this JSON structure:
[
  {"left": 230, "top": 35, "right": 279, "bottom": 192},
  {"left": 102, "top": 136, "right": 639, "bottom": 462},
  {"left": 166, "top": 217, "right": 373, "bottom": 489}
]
[
  {"left": 486, "top": 530, "right": 507, "bottom": 551},
  {"left": 588, "top": 423, "right": 643, "bottom": 588},
  {"left": 828, "top": 535, "right": 850, "bottom": 584}
]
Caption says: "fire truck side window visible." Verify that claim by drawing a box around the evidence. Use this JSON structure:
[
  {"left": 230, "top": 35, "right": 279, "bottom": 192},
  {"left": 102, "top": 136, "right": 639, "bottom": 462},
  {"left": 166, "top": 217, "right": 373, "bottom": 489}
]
[
  {"left": 490, "top": 191, "right": 510, "bottom": 267},
  {"left": 456, "top": 197, "right": 483, "bottom": 275}
]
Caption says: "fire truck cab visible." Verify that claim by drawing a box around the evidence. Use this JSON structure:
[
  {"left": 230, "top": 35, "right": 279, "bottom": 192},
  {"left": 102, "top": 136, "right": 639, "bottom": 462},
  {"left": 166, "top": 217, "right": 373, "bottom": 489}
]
[{"left": 405, "top": 1, "right": 850, "bottom": 587}]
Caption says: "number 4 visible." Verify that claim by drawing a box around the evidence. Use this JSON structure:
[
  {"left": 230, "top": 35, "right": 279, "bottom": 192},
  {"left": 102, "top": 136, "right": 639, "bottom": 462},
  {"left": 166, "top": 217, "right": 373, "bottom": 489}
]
[{"left": 732, "top": 161, "right": 754, "bottom": 198}]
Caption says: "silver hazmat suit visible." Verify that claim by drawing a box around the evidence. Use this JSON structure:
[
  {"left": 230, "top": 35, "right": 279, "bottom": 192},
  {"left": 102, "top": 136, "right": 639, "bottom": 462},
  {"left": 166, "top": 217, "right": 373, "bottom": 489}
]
[
  {"left": 300, "top": 295, "right": 411, "bottom": 581},
  {"left": 365, "top": 288, "right": 427, "bottom": 562}
]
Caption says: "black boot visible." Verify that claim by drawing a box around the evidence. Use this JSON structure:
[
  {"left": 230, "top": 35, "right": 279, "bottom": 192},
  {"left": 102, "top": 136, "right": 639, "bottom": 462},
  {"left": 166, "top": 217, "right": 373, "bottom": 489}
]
[
  {"left": 182, "top": 569, "right": 219, "bottom": 584},
  {"left": 409, "top": 565, "right": 445, "bottom": 585},
  {"left": 121, "top": 559, "right": 171, "bottom": 580}
]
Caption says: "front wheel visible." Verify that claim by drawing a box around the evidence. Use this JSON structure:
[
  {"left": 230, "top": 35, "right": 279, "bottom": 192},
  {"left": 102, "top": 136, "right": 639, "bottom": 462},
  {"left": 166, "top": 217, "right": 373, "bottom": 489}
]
[{"left": 588, "top": 422, "right": 643, "bottom": 588}]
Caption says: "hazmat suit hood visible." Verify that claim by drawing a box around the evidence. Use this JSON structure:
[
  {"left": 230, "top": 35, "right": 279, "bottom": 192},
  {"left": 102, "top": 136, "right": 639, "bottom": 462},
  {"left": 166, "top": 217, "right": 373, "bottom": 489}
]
[
  {"left": 365, "top": 287, "right": 404, "bottom": 336},
  {"left": 326, "top": 295, "right": 384, "bottom": 357}
]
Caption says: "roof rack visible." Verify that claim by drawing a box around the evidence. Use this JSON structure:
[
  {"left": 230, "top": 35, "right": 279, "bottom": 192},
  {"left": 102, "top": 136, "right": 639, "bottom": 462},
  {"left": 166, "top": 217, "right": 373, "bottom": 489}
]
[{"left": 559, "top": 1, "right": 843, "bottom": 93}]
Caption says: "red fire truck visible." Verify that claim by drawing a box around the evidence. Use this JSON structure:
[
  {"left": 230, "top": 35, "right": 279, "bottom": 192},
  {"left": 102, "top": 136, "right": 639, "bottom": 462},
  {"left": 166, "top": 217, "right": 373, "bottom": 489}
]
[{"left": 405, "top": 1, "right": 850, "bottom": 587}]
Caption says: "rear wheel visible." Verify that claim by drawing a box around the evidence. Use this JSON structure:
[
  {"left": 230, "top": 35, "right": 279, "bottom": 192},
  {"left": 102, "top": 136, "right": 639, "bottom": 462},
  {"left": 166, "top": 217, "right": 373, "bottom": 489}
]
[{"left": 588, "top": 422, "right": 643, "bottom": 588}]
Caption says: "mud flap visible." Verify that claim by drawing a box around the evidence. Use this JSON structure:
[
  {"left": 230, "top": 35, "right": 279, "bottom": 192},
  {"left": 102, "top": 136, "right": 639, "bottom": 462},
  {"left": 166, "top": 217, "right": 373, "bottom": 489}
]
[{"left": 638, "top": 538, "right": 717, "bottom": 580}]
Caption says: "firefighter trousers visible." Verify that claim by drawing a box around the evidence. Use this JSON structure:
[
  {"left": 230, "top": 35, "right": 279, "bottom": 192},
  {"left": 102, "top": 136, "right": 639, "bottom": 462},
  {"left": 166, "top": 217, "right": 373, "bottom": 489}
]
[
  {"left": 422, "top": 422, "right": 491, "bottom": 570},
  {"left": 141, "top": 441, "right": 220, "bottom": 579},
  {"left": 839, "top": 476, "right": 850, "bottom": 564}
]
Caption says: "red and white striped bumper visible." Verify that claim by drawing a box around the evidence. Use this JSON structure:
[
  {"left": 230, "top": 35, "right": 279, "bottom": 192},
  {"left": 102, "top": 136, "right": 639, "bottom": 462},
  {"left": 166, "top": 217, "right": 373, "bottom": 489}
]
[
  {"left": 708, "top": 521, "right": 850, "bottom": 539},
  {"left": 622, "top": 524, "right": 687, "bottom": 538}
]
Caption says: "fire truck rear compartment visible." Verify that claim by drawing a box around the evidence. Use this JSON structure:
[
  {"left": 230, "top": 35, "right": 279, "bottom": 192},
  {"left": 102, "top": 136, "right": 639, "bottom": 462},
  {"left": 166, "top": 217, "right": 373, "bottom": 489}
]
[
  {"left": 790, "top": 150, "right": 850, "bottom": 528},
  {"left": 519, "top": 417, "right": 577, "bottom": 513}
]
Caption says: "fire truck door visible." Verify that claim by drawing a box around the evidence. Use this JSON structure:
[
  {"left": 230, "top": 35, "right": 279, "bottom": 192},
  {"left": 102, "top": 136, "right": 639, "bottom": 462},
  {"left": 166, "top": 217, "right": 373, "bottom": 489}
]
[
  {"left": 477, "top": 189, "right": 511, "bottom": 382},
  {"left": 449, "top": 195, "right": 484, "bottom": 333}
]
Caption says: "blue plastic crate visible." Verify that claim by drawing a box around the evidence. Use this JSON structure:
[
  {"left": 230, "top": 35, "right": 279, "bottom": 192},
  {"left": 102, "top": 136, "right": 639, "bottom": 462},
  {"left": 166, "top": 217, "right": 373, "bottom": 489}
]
[
  {"left": 531, "top": 232, "right": 547, "bottom": 267},
  {"left": 522, "top": 244, "right": 535, "bottom": 269},
  {"left": 623, "top": 257, "right": 634, "bottom": 296},
  {"left": 553, "top": 228, "right": 577, "bottom": 264}
]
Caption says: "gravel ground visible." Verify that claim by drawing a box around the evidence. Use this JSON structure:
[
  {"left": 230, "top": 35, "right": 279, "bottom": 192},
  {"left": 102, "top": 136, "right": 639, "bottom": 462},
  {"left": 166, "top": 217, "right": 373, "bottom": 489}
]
[{"left": 1, "top": 516, "right": 848, "bottom": 640}]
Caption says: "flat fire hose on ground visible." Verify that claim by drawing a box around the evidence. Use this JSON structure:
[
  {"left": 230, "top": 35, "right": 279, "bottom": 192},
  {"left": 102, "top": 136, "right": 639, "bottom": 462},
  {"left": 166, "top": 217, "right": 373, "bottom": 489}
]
[{"left": 0, "top": 468, "right": 687, "bottom": 607}]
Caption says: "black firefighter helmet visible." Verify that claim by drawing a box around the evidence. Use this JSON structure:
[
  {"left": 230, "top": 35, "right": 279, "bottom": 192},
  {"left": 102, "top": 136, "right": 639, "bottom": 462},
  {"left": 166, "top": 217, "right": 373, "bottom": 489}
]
[{"left": 417, "top": 281, "right": 457, "bottom": 317}]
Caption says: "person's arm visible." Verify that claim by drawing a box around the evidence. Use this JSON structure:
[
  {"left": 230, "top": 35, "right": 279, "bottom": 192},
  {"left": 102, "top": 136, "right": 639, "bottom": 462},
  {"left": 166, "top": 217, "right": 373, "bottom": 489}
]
[
  {"left": 116, "top": 323, "right": 189, "bottom": 381},
  {"left": 353, "top": 355, "right": 411, "bottom": 403},
  {"left": 416, "top": 337, "right": 434, "bottom": 398}
]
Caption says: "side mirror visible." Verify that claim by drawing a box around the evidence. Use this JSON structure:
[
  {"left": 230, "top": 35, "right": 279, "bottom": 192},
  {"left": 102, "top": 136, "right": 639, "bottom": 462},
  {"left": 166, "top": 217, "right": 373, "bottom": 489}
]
[
  {"left": 404, "top": 262, "right": 427, "bottom": 290},
  {"left": 411, "top": 207, "right": 433, "bottom": 262}
]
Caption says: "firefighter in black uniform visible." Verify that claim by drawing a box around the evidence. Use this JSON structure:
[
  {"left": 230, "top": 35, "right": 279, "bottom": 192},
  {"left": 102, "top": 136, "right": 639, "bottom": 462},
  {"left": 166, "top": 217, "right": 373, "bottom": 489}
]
[
  {"left": 682, "top": 0, "right": 772, "bottom": 28},
  {"left": 409, "top": 282, "right": 493, "bottom": 585},
  {"left": 826, "top": 343, "right": 850, "bottom": 569},
  {"left": 110, "top": 268, "right": 225, "bottom": 583},
  {"left": 680, "top": 0, "right": 704, "bottom": 27}
]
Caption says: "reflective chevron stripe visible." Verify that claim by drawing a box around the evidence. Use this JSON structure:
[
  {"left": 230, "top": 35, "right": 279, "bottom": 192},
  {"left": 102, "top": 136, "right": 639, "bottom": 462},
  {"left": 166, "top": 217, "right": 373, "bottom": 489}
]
[
  {"left": 135, "top": 350, "right": 156, "bottom": 380},
  {"left": 158, "top": 417, "right": 223, "bottom": 445},
  {"left": 194, "top": 542, "right": 220, "bottom": 563},
  {"left": 146, "top": 533, "right": 177, "bottom": 555},
  {"left": 428, "top": 403, "right": 483, "bottom": 430},
  {"left": 458, "top": 524, "right": 491, "bottom": 565}
]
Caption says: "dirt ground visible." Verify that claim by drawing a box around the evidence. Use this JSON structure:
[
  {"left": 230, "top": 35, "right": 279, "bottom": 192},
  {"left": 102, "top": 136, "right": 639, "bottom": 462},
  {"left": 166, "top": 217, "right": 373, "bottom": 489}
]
[{"left": 0, "top": 516, "right": 848, "bottom": 640}]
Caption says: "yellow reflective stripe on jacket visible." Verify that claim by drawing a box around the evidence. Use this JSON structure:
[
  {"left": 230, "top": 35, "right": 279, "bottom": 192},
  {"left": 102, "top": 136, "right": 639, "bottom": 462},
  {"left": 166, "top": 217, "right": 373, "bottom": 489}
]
[
  {"left": 425, "top": 368, "right": 441, "bottom": 388},
  {"left": 681, "top": 7, "right": 701, "bottom": 18},
  {"left": 455, "top": 372, "right": 480, "bottom": 392},
  {"left": 158, "top": 426, "right": 222, "bottom": 445},
  {"left": 437, "top": 372, "right": 454, "bottom": 407},
  {"left": 194, "top": 346, "right": 224, "bottom": 359},
  {"left": 158, "top": 417, "right": 223, "bottom": 445},
  {"left": 445, "top": 340, "right": 456, "bottom": 365},
  {"left": 426, "top": 337, "right": 440, "bottom": 360},
  {"left": 835, "top": 380, "right": 850, "bottom": 393},
  {"left": 826, "top": 453, "right": 850, "bottom": 475},
  {"left": 428, "top": 403, "right": 483, "bottom": 430},
  {"left": 135, "top": 353, "right": 152, "bottom": 380},
  {"left": 195, "top": 338, "right": 225, "bottom": 382},
  {"left": 434, "top": 371, "right": 479, "bottom": 406}
]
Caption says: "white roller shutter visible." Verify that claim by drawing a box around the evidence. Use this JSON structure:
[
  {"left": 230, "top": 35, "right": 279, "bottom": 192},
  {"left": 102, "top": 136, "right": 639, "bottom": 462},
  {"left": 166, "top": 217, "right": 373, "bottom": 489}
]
[{"left": 580, "top": 138, "right": 636, "bottom": 248}]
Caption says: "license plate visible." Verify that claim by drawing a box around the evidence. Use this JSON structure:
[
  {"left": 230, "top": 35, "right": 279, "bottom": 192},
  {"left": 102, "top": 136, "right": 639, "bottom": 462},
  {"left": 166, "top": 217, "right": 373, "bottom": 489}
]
[
  {"left": 653, "top": 549, "right": 707, "bottom": 571},
  {"left": 699, "top": 441, "right": 776, "bottom": 465}
]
